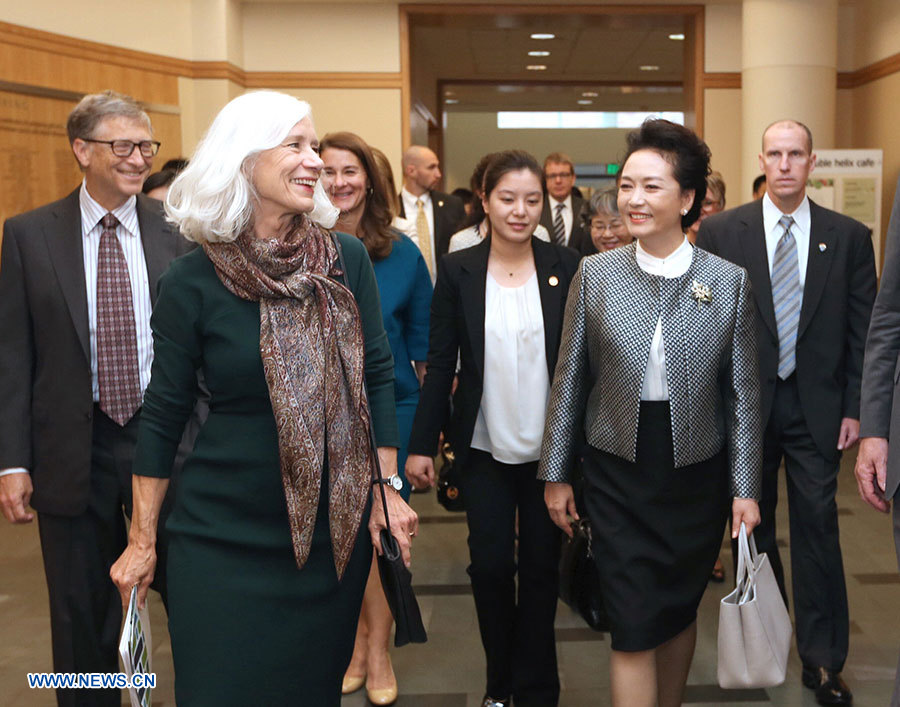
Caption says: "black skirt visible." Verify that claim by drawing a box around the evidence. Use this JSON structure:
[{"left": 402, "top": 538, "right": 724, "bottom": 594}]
[{"left": 582, "top": 401, "right": 730, "bottom": 651}]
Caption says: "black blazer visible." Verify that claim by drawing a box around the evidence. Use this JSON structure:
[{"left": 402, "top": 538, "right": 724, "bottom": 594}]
[
  {"left": 398, "top": 189, "right": 466, "bottom": 260},
  {"left": 0, "top": 189, "right": 193, "bottom": 515},
  {"left": 407, "top": 236, "right": 581, "bottom": 470},
  {"left": 540, "top": 194, "right": 590, "bottom": 254},
  {"left": 697, "top": 198, "right": 876, "bottom": 459}
]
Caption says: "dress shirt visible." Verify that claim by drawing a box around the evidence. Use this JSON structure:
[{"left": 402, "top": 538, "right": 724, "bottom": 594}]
[
  {"left": 547, "top": 194, "right": 574, "bottom": 245},
  {"left": 391, "top": 215, "right": 419, "bottom": 246},
  {"left": 80, "top": 181, "right": 153, "bottom": 402},
  {"left": 762, "top": 192, "right": 810, "bottom": 288},
  {"left": 471, "top": 272, "right": 549, "bottom": 463},
  {"left": 0, "top": 185, "right": 153, "bottom": 479},
  {"left": 400, "top": 187, "right": 435, "bottom": 272},
  {"left": 636, "top": 235, "right": 694, "bottom": 401}
]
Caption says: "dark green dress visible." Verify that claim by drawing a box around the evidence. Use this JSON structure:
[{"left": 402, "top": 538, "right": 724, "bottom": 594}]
[{"left": 133, "top": 233, "right": 398, "bottom": 706}]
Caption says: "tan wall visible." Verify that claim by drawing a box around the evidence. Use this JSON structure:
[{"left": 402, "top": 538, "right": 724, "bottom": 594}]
[
  {"left": 853, "top": 0, "right": 900, "bottom": 67},
  {"left": 704, "top": 4, "right": 741, "bottom": 73},
  {"left": 242, "top": 2, "right": 400, "bottom": 72},
  {"left": 848, "top": 72, "right": 900, "bottom": 258},
  {"left": 702, "top": 88, "right": 744, "bottom": 207},
  {"left": 0, "top": 0, "right": 194, "bottom": 59}
]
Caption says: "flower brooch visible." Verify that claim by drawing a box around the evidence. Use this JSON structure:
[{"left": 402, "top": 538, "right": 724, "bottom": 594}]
[{"left": 690, "top": 279, "right": 712, "bottom": 310}]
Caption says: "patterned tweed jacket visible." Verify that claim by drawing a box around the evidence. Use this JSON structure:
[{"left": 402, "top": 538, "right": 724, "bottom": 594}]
[{"left": 537, "top": 243, "right": 762, "bottom": 500}]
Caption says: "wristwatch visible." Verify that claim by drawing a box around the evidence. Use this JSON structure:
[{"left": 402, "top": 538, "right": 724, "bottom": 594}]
[{"left": 373, "top": 474, "right": 404, "bottom": 492}]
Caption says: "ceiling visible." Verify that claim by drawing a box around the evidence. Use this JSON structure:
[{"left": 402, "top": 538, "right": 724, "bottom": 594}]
[{"left": 410, "top": 10, "right": 689, "bottom": 113}]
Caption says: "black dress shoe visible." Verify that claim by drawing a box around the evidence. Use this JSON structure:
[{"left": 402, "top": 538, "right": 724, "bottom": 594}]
[
  {"left": 480, "top": 697, "right": 510, "bottom": 707},
  {"left": 802, "top": 666, "right": 853, "bottom": 705}
]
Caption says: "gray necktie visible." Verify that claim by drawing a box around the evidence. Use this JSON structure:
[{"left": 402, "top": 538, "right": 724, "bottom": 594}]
[
  {"left": 552, "top": 202, "right": 566, "bottom": 245},
  {"left": 772, "top": 214, "right": 801, "bottom": 379}
]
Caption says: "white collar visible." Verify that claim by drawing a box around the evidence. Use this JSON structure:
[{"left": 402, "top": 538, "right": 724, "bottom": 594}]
[
  {"left": 401, "top": 186, "right": 430, "bottom": 206},
  {"left": 79, "top": 180, "right": 139, "bottom": 238},
  {"left": 548, "top": 193, "right": 572, "bottom": 211},
  {"left": 762, "top": 191, "right": 810, "bottom": 235},
  {"left": 635, "top": 235, "right": 693, "bottom": 278}
]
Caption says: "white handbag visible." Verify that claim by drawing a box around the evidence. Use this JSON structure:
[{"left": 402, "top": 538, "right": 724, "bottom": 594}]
[{"left": 717, "top": 523, "right": 793, "bottom": 689}]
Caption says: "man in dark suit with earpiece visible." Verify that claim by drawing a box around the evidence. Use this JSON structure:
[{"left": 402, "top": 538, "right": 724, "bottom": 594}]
[
  {"left": 698, "top": 119, "right": 876, "bottom": 707},
  {"left": 398, "top": 145, "right": 465, "bottom": 281}
]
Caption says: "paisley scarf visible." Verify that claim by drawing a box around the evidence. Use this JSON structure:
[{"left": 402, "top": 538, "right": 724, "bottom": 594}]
[{"left": 204, "top": 217, "right": 374, "bottom": 579}]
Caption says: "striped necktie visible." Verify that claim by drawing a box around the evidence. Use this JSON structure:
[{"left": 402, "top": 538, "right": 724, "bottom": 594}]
[
  {"left": 96, "top": 212, "right": 142, "bottom": 425},
  {"left": 416, "top": 198, "right": 433, "bottom": 277},
  {"left": 552, "top": 202, "right": 566, "bottom": 245},
  {"left": 772, "top": 214, "right": 801, "bottom": 379}
]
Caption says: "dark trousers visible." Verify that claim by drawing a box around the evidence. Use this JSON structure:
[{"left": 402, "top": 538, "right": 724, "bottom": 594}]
[
  {"left": 463, "top": 449, "right": 561, "bottom": 706},
  {"left": 37, "top": 407, "right": 171, "bottom": 707},
  {"left": 755, "top": 375, "right": 849, "bottom": 672}
]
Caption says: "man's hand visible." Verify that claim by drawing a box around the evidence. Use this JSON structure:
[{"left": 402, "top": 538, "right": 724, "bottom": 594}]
[
  {"left": 0, "top": 472, "right": 34, "bottom": 524},
  {"left": 854, "top": 436, "right": 891, "bottom": 513},
  {"left": 406, "top": 454, "right": 436, "bottom": 490},
  {"left": 837, "top": 417, "right": 861, "bottom": 451}
]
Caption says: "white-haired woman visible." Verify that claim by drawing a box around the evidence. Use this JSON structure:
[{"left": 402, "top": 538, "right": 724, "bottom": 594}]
[{"left": 111, "top": 91, "right": 417, "bottom": 706}]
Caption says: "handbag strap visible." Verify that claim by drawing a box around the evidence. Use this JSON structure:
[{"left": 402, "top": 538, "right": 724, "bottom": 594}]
[
  {"left": 735, "top": 522, "right": 759, "bottom": 601},
  {"left": 331, "top": 233, "right": 394, "bottom": 539}
]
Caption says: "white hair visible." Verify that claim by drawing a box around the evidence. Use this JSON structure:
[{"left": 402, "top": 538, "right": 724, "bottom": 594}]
[{"left": 165, "top": 91, "right": 339, "bottom": 243}]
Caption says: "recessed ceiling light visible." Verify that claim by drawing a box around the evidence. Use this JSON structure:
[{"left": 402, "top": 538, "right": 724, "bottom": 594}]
[
  {"left": 444, "top": 99, "right": 459, "bottom": 104},
  {"left": 526, "top": 65, "right": 548, "bottom": 71},
  {"left": 528, "top": 51, "right": 550, "bottom": 57},
  {"left": 668, "top": 33, "right": 685, "bottom": 41},
  {"left": 582, "top": 91, "right": 598, "bottom": 97},
  {"left": 444, "top": 90, "right": 455, "bottom": 96},
  {"left": 577, "top": 100, "right": 593, "bottom": 105},
  {"left": 639, "top": 65, "right": 660, "bottom": 71},
  {"left": 530, "top": 33, "right": 555, "bottom": 40}
]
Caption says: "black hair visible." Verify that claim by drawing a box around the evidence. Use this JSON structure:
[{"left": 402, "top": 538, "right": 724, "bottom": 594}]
[
  {"left": 142, "top": 169, "right": 177, "bottom": 195},
  {"left": 460, "top": 152, "right": 500, "bottom": 229},
  {"left": 620, "top": 119, "right": 711, "bottom": 230},
  {"left": 452, "top": 187, "right": 473, "bottom": 203},
  {"left": 752, "top": 173, "right": 766, "bottom": 195},
  {"left": 162, "top": 158, "right": 189, "bottom": 173},
  {"left": 482, "top": 150, "right": 543, "bottom": 201}
]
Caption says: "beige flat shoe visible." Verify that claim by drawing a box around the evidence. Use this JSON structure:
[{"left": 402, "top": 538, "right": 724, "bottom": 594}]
[{"left": 341, "top": 672, "right": 366, "bottom": 695}]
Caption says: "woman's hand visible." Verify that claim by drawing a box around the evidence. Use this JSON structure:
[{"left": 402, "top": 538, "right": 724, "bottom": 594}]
[
  {"left": 731, "top": 497, "right": 761, "bottom": 538},
  {"left": 544, "top": 482, "right": 579, "bottom": 538},
  {"left": 406, "top": 454, "right": 436, "bottom": 490},
  {"left": 369, "top": 486, "right": 419, "bottom": 567},
  {"left": 110, "top": 541, "right": 156, "bottom": 610}
]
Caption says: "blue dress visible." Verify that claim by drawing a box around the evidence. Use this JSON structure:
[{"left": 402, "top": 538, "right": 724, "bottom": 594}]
[{"left": 371, "top": 233, "right": 433, "bottom": 499}]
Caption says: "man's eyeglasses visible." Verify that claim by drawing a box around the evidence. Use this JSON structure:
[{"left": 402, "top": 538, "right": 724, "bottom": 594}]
[
  {"left": 81, "top": 139, "right": 161, "bottom": 158},
  {"left": 546, "top": 172, "right": 574, "bottom": 181}
]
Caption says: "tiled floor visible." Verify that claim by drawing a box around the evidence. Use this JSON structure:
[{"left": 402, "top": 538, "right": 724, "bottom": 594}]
[{"left": 2, "top": 450, "right": 898, "bottom": 706}]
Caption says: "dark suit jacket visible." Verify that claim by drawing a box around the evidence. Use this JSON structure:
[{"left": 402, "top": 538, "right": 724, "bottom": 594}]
[
  {"left": 540, "top": 194, "right": 589, "bottom": 253},
  {"left": 697, "top": 198, "right": 876, "bottom": 460},
  {"left": 0, "top": 189, "right": 193, "bottom": 516},
  {"left": 398, "top": 189, "right": 466, "bottom": 261},
  {"left": 407, "top": 236, "right": 581, "bottom": 470},
  {"left": 860, "top": 177, "right": 900, "bottom": 499}
]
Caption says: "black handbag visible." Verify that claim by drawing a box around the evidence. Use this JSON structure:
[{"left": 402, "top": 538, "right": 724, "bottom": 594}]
[
  {"left": 436, "top": 443, "right": 465, "bottom": 512},
  {"left": 558, "top": 520, "right": 609, "bottom": 632},
  {"left": 332, "top": 234, "right": 427, "bottom": 647},
  {"left": 370, "top": 454, "right": 428, "bottom": 647}
]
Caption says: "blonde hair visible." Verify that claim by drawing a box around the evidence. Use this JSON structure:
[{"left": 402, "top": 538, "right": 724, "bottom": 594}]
[{"left": 165, "top": 91, "right": 338, "bottom": 243}]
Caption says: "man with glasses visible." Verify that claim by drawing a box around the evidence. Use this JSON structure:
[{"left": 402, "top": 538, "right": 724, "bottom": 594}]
[
  {"left": 0, "top": 90, "right": 191, "bottom": 706},
  {"left": 539, "top": 152, "right": 589, "bottom": 253},
  {"left": 697, "top": 120, "right": 876, "bottom": 706}
]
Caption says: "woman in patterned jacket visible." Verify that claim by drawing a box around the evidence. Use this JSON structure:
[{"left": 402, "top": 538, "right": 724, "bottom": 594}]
[{"left": 539, "top": 119, "right": 762, "bottom": 707}]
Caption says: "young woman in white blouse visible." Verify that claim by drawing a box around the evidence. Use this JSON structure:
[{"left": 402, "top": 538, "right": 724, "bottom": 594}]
[{"left": 405, "top": 151, "right": 580, "bottom": 707}]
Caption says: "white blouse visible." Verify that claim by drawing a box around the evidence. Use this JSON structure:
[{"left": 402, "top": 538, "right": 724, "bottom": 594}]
[
  {"left": 470, "top": 272, "right": 549, "bottom": 463},
  {"left": 635, "top": 236, "right": 693, "bottom": 401}
]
